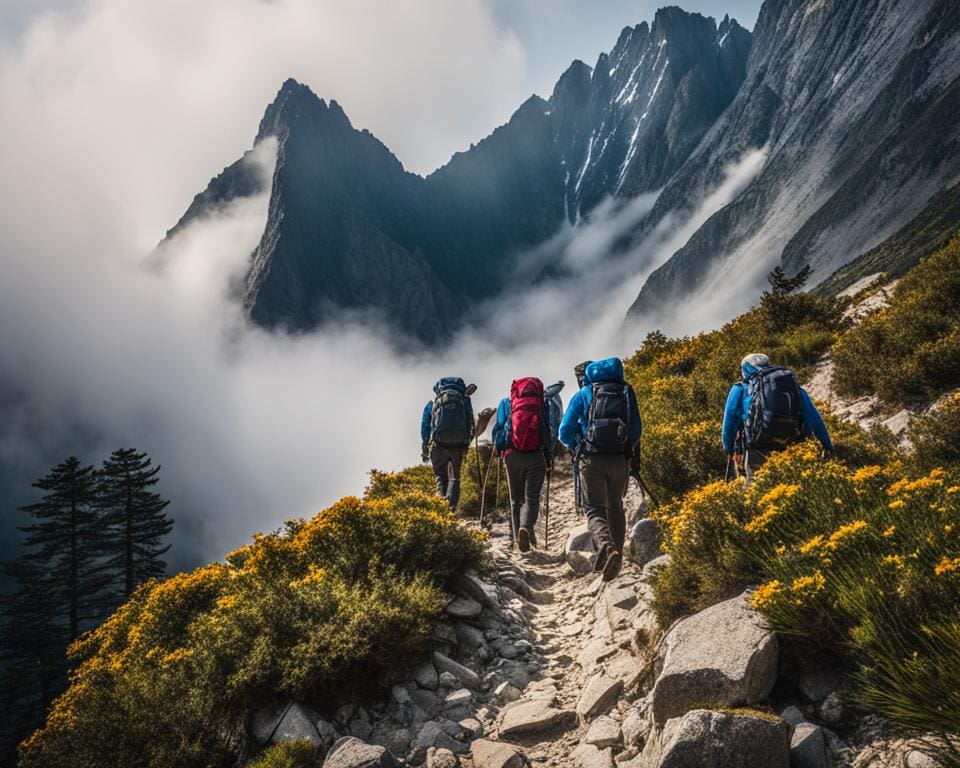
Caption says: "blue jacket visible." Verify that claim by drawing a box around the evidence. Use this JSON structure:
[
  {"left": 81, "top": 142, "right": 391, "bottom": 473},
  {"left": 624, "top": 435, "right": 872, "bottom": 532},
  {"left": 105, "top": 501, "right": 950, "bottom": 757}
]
[
  {"left": 721, "top": 364, "right": 832, "bottom": 453},
  {"left": 559, "top": 358, "right": 642, "bottom": 452},
  {"left": 492, "top": 397, "right": 512, "bottom": 454},
  {"left": 421, "top": 381, "right": 474, "bottom": 447}
]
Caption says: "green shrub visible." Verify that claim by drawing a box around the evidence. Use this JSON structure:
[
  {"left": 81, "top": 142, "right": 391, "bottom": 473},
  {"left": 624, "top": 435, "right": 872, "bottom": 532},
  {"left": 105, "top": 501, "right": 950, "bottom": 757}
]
[
  {"left": 908, "top": 392, "right": 960, "bottom": 473},
  {"left": 832, "top": 236, "right": 960, "bottom": 407},
  {"left": 20, "top": 482, "right": 486, "bottom": 768},
  {"left": 250, "top": 741, "right": 323, "bottom": 768},
  {"left": 651, "top": 442, "right": 960, "bottom": 740}
]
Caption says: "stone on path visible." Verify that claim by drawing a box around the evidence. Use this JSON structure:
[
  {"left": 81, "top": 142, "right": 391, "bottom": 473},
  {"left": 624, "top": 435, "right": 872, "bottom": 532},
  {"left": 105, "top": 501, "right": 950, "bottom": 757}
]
[
  {"left": 446, "top": 595, "right": 483, "bottom": 619},
  {"left": 651, "top": 591, "right": 778, "bottom": 726},
  {"left": 572, "top": 742, "right": 614, "bottom": 768},
  {"left": 627, "top": 518, "right": 661, "bottom": 567},
  {"left": 791, "top": 722, "right": 829, "bottom": 768},
  {"left": 433, "top": 651, "right": 481, "bottom": 690},
  {"left": 499, "top": 699, "right": 576, "bottom": 737},
  {"left": 426, "top": 747, "right": 459, "bottom": 768},
  {"left": 642, "top": 709, "right": 789, "bottom": 768},
  {"left": 255, "top": 702, "right": 338, "bottom": 749},
  {"left": 323, "top": 736, "right": 397, "bottom": 768},
  {"left": 456, "top": 573, "right": 498, "bottom": 610},
  {"left": 584, "top": 715, "right": 622, "bottom": 748},
  {"left": 576, "top": 673, "right": 623, "bottom": 722},
  {"left": 414, "top": 661, "right": 439, "bottom": 691},
  {"left": 470, "top": 738, "right": 529, "bottom": 768},
  {"left": 565, "top": 524, "right": 596, "bottom": 575}
]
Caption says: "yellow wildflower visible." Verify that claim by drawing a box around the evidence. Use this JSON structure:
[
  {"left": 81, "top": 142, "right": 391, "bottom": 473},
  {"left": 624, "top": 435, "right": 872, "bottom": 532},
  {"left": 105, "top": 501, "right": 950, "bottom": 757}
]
[
  {"left": 883, "top": 525, "right": 896, "bottom": 538},
  {"left": 752, "top": 580, "right": 784, "bottom": 610},
  {"left": 799, "top": 535, "right": 825, "bottom": 555},
  {"left": 852, "top": 466, "right": 882, "bottom": 483},
  {"left": 889, "top": 499, "right": 906, "bottom": 510},
  {"left": 826, "top": 520, "right": 869, "bottom": 550},
  {"left": 934, "top": 557, "right": 960, "bottom": 576},
  {"left": 882, "top": 554, "right": 905, "bottom": 569}
]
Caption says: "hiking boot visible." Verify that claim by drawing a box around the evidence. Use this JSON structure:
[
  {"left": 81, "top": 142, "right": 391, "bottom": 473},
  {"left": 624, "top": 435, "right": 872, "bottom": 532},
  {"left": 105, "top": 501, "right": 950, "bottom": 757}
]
[
  {"left": 592, "top": 544, "right": 610, "bottom": 573},
  {"left": 518, "top": 527, "right": 531, "bottom": 553},
  {"left": 601, "top": 549, "right": 622, "bottom": 582}
]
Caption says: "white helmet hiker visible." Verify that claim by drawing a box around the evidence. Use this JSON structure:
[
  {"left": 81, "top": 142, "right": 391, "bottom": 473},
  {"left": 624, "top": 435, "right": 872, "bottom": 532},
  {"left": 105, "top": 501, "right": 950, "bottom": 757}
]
[{"left": 741, "top": 353, "right": 770, "bottom": 379}]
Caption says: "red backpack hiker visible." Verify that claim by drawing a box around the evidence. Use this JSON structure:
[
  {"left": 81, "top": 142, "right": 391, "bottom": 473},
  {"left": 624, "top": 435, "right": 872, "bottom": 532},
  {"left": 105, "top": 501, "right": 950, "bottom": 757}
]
[{"left": 510, "top": 377, "right": 545, "bottom": 452}]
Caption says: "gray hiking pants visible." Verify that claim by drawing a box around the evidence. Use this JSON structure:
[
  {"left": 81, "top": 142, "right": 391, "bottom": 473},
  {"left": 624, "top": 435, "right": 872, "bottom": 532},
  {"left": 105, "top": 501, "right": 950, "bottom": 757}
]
[
  {"left": 580, "top": 453, "right": 629, "bottom": 554},
  {"left": 505, "top": 450, "right": 547, "bottom": 540},
  {"left": 431, "top": 445, "right": 465, "bottom": 511}
]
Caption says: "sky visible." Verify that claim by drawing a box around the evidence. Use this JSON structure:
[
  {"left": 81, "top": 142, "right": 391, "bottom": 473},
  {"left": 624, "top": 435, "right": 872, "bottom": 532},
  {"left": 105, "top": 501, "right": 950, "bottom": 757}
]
[{"left": 0, "top": 0, "right": 763, "bottom": 576}]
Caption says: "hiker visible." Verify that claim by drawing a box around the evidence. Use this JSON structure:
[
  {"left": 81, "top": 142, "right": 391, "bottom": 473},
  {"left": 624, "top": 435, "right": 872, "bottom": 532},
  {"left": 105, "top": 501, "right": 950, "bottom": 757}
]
[
  {"left": 492, "top": 378, "right": 563, "bottom": 552},
  {"left": 571, "top": 361, "right": 593, "bottom": 511},
  {"left": 421, "top": 377, "right": 475, "bottom": 511},
  {"left": 560, "top": 357, "right": 642, "bottom": 581},
  {"left": 723, "top": 353, "right": 833, "bottom": 483}
]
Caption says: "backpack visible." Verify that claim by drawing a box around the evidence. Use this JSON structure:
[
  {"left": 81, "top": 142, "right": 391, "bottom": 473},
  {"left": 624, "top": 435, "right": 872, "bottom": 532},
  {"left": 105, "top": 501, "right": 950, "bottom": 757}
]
[
  {"left": 543, "top": 389, "right": 563, "bottom": 454},
  {"left": 583, "top": 381, "right": 632, "bottom": 455},
  {"left": 744, "top": 366, "right": 804, "bottom": 449},
  {"left": 509, "top": 377, "right": 546, "bottom": 452},
  {"left": 431, "top": 377, "right": 470, "bottom": 447}
]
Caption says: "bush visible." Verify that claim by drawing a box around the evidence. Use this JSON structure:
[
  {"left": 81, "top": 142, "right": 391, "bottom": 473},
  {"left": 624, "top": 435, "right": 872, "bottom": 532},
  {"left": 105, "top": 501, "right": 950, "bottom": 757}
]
[
  {"left": 651, "top": 443, "right": 960, "bottom": 740},
  {"left": 21, "top": 481, "right": 487, "bottom": 768},
  {"left": 832, "top": 236, "right": 960, "bottom": 407},
  {"left": 908, "top": 392, "right": 960, "bottom": 473},
  {"left": 249, "top": 741, "right": 323, "bottom": 768}
]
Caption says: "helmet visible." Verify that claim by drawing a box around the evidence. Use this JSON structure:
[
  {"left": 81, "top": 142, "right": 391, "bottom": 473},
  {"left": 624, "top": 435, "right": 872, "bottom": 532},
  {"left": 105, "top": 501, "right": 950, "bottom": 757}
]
[{"left": 740, "top": 353, "right": 770, "bottom": 380}]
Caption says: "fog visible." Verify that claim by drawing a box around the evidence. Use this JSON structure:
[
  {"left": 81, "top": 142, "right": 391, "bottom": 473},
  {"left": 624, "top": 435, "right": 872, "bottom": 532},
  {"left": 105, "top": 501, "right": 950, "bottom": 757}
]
[{"left": 0, "top": 1, "right": 768, "bottom": 575}]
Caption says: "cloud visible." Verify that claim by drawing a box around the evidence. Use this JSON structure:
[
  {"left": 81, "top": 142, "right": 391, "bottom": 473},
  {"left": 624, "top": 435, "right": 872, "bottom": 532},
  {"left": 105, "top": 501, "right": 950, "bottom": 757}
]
[{"left": 0, "top": 1, "right": 768, "bottom": 576}]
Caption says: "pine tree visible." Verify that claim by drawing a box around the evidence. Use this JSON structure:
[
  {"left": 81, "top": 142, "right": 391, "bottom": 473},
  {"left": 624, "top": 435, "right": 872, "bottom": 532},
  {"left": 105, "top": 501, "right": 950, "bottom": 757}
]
[
  {"left": 18, "top": 456, "right": 111, "bottom": 641},
  {"left": 98, "top": 448, "right": 173, "bottom": 598},
  {"left": 0, "top": 559, "right": 67, "bottom": 764}
]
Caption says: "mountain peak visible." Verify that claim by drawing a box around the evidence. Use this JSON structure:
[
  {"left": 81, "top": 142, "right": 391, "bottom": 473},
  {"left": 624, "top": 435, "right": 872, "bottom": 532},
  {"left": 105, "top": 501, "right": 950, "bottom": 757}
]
[{"left": 256, "top": 78, "right": 335, "bottom": 144}]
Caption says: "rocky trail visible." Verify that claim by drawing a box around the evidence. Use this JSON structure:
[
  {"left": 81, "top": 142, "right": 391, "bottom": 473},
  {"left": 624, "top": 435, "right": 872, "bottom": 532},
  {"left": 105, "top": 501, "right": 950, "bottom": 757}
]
[{"left": 253, "top": 454, "right": 952, "bottom": 768}]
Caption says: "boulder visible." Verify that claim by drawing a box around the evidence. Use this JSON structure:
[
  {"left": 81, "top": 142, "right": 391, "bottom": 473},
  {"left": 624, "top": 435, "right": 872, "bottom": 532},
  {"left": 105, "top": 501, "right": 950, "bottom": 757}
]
[
  {"left": 456, "top": 573, "right": 498, "bottom": 610},
  {"left": 565, "top": 524, "right": 597, "bottom": 575},
  {"left": 446, "top": 595, "right": 483, "bottom": 619},
  {"left": 572, "top": 742, "right": 614, "bottom": 768},
  {"left": 323, "top": 736, "right": 397, "bottom": 768},
  {"left": 408, "top": 721, "right": 467, "bottom": 765},
  {"left": 470, "top": 739, "right": 529, "bottom": 768},
  {"left": 627, "top": 518, "right": 661, "bottom": 567},
  {"left": 642, "top": 709, "right": 789, "bottom": 768},
  {"left": 433, "top": 651, "right": 481, "bottom": 690},
  {"left": 622, "top": 706, "right": 651, "bottom": 748},
  {"left": 498, "top": 699, "right": 576, "bottom": 737},
  {"left": 576, "top": 673, "right": 623, "bottom": 722},
  {"left": 584, "top": 715, "right": 622, "bottom": 748},
  {"left": 414, "top": 661, "right": 440, "bottom": 691},
  {"left": 798, "top": 668, "right": 842, "bottom": 703},
  {"left": 779, "top": 705, "right": 806, "bottom": 726},
  {"left": 255, "top": 702, "right": 338, "bottom": 750},
  {"left": 791, "top": 722, "right": 829, "bottom": 768},
  {"left": 651, "top": 591, "right": 778, "bottom": 726},
  {"left": 818, "top": 692, "right": 843, "bottom": 724}
]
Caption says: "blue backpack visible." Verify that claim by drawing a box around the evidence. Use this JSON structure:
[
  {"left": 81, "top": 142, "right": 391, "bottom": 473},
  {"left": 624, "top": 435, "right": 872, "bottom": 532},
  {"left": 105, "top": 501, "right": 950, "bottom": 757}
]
[{"left": 431, "top": 377, "right": 470, "bottom": 447}]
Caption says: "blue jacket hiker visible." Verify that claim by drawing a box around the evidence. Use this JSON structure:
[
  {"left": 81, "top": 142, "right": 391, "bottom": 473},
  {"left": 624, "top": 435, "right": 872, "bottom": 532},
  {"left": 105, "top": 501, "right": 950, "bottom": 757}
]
[
  {"left": 422, "top": 377, "right": 475, "bottom": 511},
  {"left": 722, "top": 353, "right": 832, "bottom": 483},
  {"left": 559, "top": 357, "right": 642, "bottom": 581}
]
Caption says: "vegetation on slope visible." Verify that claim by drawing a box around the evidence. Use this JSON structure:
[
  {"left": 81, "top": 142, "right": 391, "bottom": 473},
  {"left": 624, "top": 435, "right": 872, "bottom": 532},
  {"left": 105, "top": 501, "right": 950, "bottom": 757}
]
[
  {"left": 19, "top": 486, "right": 486, "bottom": 768},
  {"left": 626, "top": 252, "right": 960, "bottom": 746},
  {"left": 832, "top": 235, "right": 960, "bottom": 407}
]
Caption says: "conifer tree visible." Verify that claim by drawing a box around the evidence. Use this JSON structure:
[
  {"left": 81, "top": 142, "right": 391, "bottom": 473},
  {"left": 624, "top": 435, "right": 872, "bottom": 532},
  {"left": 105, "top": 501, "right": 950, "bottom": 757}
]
[
  {"left": 18, "top": 456, "right": 110, "bottom": 641},
  {"left": 0, "top": 559, "right": 67, "bottom": 764},
  {"left": 98, "top": 448, "right": 173, "bottom": 598}
]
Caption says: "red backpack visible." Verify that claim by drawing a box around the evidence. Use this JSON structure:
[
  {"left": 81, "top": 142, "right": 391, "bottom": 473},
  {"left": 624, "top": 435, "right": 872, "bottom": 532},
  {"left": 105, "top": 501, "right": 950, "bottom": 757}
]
[{"left": 510, "top": 377, "right": 545, "bottom": 452}]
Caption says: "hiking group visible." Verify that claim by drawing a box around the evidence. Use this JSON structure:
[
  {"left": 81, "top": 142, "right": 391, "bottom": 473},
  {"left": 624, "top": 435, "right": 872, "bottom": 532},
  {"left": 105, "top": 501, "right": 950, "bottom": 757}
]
[{"left": 421, "top": 353, "right": 831, "bottom": 582}]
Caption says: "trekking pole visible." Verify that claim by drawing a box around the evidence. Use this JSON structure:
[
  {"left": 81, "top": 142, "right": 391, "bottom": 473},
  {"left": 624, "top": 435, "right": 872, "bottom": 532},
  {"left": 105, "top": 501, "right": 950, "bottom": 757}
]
[
  {"left": 725, "top": 454, "right": 732, "bottom": 483},
  {"left": 543, "top": 459, "right": 552, "bottom": 551},
  {"left": 474, "top": 433, "right": 484, "bottom": 499},
  {"left": 478, "top": 446, "right": 496, "bottom": 527},
  {"left": 633, "top": 471, "right": 660, "bottom": 509},
  {"left": 495, "top": 454, "right": 503, "bottom": 521}
]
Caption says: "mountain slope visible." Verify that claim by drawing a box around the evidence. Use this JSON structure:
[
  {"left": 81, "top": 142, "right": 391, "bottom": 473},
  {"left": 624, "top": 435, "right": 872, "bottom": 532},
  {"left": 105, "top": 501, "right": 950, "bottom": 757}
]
[
  {"left": 625, "top": 0, "right": 960, "bottom": 327},
  {"left": 162, "top": 8, "right": 751, "bottom": 342}
]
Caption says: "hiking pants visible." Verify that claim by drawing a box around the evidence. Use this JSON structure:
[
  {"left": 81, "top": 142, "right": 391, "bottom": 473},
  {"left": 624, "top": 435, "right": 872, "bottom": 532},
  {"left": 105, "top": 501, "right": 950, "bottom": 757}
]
[
  {"left": 742, "top": 448, "right": 768, "bottom": 486},
  {"left": 431, "top": 445, "right": 465, "bottom": 511},
  {"left": 505, "top": 450, "right": 547, "bottom": 541},
  {"left": 580, "top": 453, "right": 629, "bottom": 554}
]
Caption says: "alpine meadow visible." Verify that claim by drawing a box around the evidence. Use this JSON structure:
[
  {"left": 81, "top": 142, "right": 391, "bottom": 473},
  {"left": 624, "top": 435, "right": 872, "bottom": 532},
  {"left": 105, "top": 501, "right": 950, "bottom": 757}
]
[{"left": 2, "top": 2, "right": 960, "bottom": 768}]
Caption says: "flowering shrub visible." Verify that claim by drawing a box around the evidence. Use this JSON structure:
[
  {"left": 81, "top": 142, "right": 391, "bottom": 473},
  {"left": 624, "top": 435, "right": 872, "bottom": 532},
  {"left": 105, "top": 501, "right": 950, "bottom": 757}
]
[
  {"left": 20, "top": 479, "right": 486, "bottom": 768},
  {"left": 651, "top": 442, "right": 960, "bottom": 738}
]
